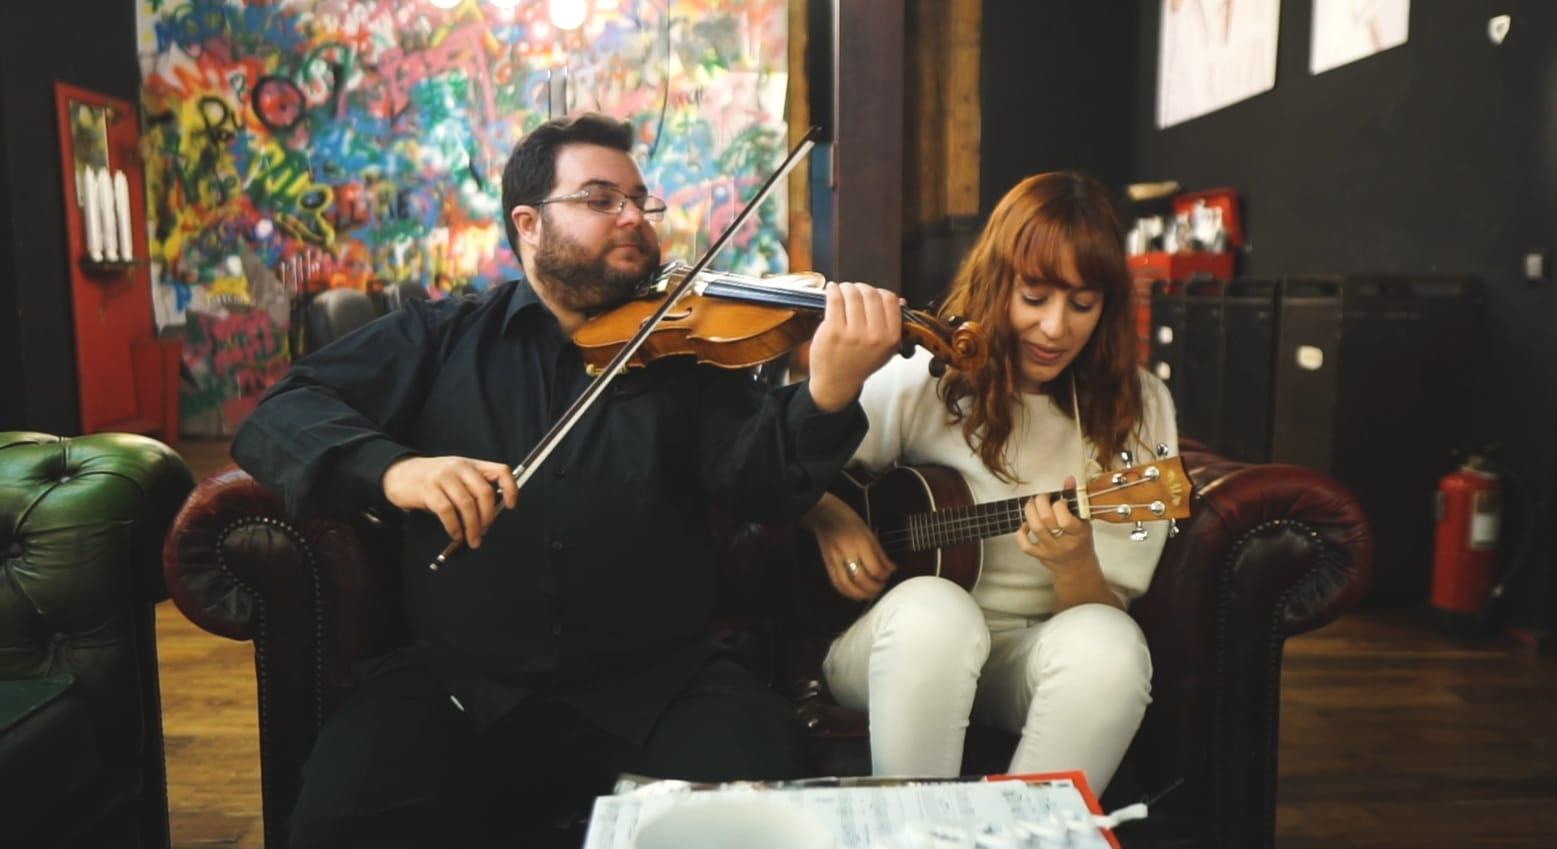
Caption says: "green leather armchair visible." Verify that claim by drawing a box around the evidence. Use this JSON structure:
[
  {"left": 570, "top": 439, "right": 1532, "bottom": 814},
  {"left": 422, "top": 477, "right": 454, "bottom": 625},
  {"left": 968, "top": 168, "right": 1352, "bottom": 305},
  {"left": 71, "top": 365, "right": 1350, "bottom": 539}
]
[{"left": 0, "top": 432, "right": 193, "bottom": 849}]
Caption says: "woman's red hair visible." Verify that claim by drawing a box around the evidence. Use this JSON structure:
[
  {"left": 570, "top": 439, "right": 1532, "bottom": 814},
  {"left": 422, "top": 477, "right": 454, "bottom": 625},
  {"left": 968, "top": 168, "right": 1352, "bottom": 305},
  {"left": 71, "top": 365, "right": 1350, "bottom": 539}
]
[{"left": 937, "top": 172, "right": 1144, "bottom": 480}]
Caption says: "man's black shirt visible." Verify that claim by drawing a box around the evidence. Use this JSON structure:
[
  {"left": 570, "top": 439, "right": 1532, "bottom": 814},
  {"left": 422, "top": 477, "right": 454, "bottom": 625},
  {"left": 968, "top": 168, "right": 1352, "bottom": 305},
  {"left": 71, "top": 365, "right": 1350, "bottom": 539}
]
[{"left": 232, "top": 279, "right": 865, "bottom": 742}]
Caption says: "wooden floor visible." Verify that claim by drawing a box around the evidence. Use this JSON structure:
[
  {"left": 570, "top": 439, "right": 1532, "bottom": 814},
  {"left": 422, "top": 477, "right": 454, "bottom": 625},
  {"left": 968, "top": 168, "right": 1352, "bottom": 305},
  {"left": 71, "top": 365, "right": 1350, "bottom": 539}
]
[
  {"left": 158, "top": 440, "right": 1557, "bottom": 848},
  {"left": 1274, "top": 611, "right": 1557, "bottom": 849}
]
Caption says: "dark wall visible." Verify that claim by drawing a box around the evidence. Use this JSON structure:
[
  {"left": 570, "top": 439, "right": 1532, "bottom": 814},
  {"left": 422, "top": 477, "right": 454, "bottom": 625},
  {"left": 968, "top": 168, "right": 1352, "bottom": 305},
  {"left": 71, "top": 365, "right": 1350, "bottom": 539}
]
[
  {"left": 981, "top": 2, "right": 1140, "bottom": 216},
  {"left": 0, "top": 2, "right": 142, "bottom": 434},
  {"left": 1132, "top": 1, "right": 1557, "bottom": 629},
  {"left": 0, "top": 64, "right": 19, "bottom": 431},
  {"left": 922, "top": 3, "right": 1138, "bottom": 308}
]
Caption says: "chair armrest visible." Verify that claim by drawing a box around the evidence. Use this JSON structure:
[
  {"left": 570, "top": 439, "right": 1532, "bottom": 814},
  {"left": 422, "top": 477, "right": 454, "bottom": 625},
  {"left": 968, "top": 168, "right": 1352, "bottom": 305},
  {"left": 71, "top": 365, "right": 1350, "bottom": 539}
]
[
  {"left": 160, "top": 464, "right": 407, "bottom": 848},
  {"left": 162, "top": 464, "right": 408, "bottom": 668},
  {"left": 1122, "top": 447, "right": 1372, "bottom": 849}
]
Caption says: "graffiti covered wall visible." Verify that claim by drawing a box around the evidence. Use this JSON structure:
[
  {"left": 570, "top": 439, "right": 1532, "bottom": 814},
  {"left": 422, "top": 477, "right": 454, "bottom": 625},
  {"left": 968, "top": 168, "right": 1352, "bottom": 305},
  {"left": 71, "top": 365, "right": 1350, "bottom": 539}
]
[{"left": 135, "top": 0, "right": 789, "bottom": 434}]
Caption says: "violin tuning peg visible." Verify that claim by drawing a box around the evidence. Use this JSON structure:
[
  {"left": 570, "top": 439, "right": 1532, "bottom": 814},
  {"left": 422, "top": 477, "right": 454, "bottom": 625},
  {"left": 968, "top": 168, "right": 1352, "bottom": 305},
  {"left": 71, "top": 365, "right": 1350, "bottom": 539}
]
[
  {"left": 900, "top": 339, "right": 916, "bottom": 359},
  {"left": 947, "top": 313, "right": 965, "bottom": 328},
  {"left": 1130, "top": 521, "right": 1149, "bottom": 542},
  {"left": 927, "top": 357, "right": 948, "bottom": 378}
]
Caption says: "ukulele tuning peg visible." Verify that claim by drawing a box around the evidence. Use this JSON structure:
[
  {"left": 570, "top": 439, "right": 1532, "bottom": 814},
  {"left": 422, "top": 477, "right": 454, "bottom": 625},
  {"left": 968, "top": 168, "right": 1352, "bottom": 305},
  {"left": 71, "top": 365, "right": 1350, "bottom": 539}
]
[
  {"left": 1156, "top": 443, "right": 1170, "bottom": 458},
  {"left": 1119, "top": 450, "right": 1135, "bottom": 467},
  {"left": 1167, "top": 519, "right": 1180, "bottom": 538},
  {"left": 1130, "top": 521, "right": 1149, "bottom": 542}
]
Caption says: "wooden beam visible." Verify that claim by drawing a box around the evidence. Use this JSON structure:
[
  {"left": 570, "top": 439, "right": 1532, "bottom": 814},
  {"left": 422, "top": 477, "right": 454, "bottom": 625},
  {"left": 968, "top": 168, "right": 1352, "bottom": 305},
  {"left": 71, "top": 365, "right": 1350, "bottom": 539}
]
[
  {"left": 786, "top": 0, "right": 813, "bottom": 272},
  {"left": 833, "top": 0, "right": 904, "bottom": 289}
]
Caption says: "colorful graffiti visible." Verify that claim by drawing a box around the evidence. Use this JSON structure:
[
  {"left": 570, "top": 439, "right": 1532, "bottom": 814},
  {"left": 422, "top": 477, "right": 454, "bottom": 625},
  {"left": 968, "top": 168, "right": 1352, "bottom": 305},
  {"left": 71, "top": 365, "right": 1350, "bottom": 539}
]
[
  {"left": 181, "top": 303, "right": 293, "bottom": 434},
  {"left": 135, "top": 0, "right": 789, "bottom": 434}
]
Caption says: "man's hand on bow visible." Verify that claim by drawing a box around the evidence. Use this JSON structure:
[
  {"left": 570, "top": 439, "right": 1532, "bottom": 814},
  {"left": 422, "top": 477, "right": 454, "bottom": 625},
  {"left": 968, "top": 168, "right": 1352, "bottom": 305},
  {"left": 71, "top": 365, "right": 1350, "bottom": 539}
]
[{"left": 382, "top": 456, "right": 519, "bottom": 548}]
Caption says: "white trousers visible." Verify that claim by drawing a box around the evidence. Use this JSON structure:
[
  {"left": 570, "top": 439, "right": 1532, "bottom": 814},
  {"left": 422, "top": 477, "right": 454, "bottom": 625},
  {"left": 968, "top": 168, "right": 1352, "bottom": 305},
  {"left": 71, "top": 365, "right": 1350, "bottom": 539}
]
[{"left": 821, "top": 576, "right": 1152, "bottom": 792}]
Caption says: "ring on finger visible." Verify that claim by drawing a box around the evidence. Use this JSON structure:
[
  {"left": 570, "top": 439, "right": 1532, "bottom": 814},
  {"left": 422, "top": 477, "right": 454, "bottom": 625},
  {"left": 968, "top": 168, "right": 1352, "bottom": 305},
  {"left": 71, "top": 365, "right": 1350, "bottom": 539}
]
[
  {"left": 1049, "top": 527, "right": 1065, "bottom": 538},
  {"left": 845, "top": 559, "right": 861, "bottom": 576}
]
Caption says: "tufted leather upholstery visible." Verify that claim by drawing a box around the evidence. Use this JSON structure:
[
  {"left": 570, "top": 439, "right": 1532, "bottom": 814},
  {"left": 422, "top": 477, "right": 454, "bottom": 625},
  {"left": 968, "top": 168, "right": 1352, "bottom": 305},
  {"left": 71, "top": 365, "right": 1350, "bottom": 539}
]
[
  {"left": 163, "top": 441, "right": 1371, "bottom": 849},
  {"left": 0, "top": 431, "right": 194, "bottom": 849},
  {"left": 302, "top": 288, "right": 378, "bottom": 355}
]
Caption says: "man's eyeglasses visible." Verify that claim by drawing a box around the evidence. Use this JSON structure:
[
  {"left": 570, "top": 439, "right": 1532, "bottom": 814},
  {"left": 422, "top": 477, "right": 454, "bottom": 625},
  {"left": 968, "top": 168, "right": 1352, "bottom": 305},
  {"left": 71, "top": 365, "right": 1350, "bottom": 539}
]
[{"left": 533, "top": 186, "right": 668, "bottom": 222}]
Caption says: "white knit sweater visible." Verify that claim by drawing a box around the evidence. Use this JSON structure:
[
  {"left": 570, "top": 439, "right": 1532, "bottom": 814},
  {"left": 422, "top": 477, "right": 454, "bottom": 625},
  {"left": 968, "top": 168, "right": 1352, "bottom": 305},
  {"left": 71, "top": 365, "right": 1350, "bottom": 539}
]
[{"left": 851, "top": 349, "right": 1179, "bottom": 618}]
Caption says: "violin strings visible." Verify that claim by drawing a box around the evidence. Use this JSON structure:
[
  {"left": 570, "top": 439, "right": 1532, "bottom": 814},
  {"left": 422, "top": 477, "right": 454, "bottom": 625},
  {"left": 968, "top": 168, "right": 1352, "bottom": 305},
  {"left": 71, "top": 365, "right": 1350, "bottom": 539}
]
[{"left": 707, "top": 277, "right": 932, "bottom": 328}]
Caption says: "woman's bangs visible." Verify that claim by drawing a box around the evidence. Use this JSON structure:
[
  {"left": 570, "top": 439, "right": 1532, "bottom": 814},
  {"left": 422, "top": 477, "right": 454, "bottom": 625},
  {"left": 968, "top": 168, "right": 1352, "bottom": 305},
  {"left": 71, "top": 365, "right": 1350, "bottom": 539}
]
[
  {"left": 1067, "top": 213, "right": 1130, "bottom": 297},
  {"left": 1008, "top": 212, "right": 1075, "bottom": 288}
]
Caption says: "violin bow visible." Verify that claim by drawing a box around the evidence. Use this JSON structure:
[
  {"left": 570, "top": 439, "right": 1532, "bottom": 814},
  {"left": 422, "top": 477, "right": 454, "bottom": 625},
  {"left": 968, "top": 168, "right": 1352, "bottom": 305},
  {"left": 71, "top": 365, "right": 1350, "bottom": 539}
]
[{"left": 431, "top": 126, "right": 821, "bottom": 570}]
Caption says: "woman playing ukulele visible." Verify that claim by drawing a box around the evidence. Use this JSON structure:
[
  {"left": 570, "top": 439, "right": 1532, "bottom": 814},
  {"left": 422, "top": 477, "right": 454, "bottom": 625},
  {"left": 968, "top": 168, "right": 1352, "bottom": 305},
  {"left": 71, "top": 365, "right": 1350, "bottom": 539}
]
[{"left": 801, "top": 172, "right": 1178, "bottom": 792}]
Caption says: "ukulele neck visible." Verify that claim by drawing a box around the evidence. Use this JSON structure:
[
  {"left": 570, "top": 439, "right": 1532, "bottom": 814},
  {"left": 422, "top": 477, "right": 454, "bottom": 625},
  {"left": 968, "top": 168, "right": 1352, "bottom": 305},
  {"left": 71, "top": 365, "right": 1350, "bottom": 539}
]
[{"left": 905, "top": 488, "right": 1078, "bottom": 552}]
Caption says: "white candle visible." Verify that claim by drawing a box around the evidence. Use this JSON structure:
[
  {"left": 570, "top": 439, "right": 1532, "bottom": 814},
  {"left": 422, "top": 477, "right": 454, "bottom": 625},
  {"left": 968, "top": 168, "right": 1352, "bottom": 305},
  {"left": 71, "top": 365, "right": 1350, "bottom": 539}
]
[
  {"left": 114, "top": 170, "right": 133, "bottom": 262},
  {"left": 96, "top": 168, "right": 119, "bottom": 262},
  {"left": 83, "top": 168, "right": 103, "bottom": 261}
]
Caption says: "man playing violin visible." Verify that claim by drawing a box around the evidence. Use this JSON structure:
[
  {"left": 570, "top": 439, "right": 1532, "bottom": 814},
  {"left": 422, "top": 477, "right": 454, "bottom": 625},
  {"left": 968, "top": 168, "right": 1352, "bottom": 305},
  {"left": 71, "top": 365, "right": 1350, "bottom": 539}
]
[{"left": 232, "top": 112, "right": 904, "bottom": 849}]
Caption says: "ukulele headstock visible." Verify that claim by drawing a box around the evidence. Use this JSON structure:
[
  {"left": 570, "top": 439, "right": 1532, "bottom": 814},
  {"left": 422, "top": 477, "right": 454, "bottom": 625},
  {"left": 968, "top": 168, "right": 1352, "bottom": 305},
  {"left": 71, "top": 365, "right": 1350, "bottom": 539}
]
[{"left": 1083, "top": 456, "right": 1192, "bottom": 525}]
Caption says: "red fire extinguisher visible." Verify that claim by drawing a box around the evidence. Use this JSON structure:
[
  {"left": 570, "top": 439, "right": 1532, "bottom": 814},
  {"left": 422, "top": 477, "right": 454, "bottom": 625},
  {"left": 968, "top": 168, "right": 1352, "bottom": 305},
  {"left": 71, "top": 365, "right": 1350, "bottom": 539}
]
[{"left": 1431, "top": 456, "right": 1502, "bottom": 616}]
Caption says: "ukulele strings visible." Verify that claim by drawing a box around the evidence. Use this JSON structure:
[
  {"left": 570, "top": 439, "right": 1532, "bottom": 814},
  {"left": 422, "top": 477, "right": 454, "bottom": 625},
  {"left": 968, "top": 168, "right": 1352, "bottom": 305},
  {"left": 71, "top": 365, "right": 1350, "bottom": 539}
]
[{"left": 875, "top": 476, "right": 1162, "bottom": 550}]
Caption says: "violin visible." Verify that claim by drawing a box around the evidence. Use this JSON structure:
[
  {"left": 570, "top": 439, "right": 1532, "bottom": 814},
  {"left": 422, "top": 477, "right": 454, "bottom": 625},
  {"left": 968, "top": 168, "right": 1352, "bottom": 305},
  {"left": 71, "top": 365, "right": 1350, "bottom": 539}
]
[{"left": 572, "top": 261, "right": 989, "bottom": 377}]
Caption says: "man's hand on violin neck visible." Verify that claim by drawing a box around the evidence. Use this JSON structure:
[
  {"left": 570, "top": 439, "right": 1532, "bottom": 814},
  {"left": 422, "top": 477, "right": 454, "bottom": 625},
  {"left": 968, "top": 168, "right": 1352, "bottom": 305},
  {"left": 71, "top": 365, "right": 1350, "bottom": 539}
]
[
  {"left": 807, "top": 282, "right": 904, "bottom": 413},
  {"left": 382, "top": 456, "right": 520, "bottom": 549}
]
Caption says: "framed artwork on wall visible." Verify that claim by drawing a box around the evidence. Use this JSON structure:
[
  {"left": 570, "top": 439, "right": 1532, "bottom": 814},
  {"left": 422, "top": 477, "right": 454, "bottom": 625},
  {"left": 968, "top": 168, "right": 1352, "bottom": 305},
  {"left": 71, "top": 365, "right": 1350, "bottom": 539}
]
[
  {"left": 1157, "top": 0, "right": 1282, "bottom": 128},
  {"left": 1310, "top": 0, "right": 1410, "bottom": 74}
]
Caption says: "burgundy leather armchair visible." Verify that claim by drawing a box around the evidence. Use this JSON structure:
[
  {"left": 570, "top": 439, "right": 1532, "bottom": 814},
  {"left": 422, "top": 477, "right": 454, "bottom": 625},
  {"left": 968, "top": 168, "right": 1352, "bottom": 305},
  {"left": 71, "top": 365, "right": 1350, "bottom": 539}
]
[{"left": 163, "top": 442, "right": 1370, "bottom": 849}]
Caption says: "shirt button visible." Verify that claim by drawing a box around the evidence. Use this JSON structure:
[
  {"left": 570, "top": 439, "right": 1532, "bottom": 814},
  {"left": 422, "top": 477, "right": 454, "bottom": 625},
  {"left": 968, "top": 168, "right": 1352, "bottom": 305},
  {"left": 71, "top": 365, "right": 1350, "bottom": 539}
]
[{"left": 550, "top": 539, "right": 565, "bottom": 552}]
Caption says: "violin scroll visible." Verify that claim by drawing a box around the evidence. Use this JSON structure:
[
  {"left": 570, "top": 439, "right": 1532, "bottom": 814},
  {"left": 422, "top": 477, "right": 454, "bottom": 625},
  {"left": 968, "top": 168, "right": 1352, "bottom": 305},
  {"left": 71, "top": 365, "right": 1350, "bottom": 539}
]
[{"left": 900, "top": 311, "right": 988, "bottom": 376}]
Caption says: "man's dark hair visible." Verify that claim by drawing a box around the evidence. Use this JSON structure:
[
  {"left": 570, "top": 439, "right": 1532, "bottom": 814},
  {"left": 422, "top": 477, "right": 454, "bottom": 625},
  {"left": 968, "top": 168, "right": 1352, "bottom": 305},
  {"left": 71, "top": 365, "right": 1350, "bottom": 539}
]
[{"left": 501, "top": 112, "right": 636, "bottom": 261}]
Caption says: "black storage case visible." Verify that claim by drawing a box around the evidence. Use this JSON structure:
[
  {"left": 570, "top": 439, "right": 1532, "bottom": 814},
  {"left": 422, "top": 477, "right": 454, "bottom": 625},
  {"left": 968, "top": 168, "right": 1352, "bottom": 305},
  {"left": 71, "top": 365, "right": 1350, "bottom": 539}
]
[{"left": 1269, "top": 274, "right": 1485, "bottom": 601}]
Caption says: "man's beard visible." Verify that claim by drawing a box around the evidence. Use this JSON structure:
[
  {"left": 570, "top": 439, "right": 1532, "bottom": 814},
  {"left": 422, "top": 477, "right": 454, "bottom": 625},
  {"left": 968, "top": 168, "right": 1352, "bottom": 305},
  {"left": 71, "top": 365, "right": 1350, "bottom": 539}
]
[{"left": 533, "top": 219, "right": 660, "bottom": 315}]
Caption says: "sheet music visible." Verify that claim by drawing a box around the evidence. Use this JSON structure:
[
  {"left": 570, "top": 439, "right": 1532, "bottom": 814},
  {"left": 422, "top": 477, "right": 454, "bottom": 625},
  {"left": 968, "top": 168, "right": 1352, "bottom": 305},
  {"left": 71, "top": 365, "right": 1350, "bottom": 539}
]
[{"left": 584, "top": 777, "right": 1114, "bottom": 849}]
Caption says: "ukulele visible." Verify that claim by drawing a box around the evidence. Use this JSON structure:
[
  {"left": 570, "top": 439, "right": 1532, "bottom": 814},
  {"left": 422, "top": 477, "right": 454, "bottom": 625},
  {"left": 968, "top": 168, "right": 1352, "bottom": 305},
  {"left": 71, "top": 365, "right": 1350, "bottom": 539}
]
[{"left": 829, "top": 450, "right": 1193, "bottom": 591}]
